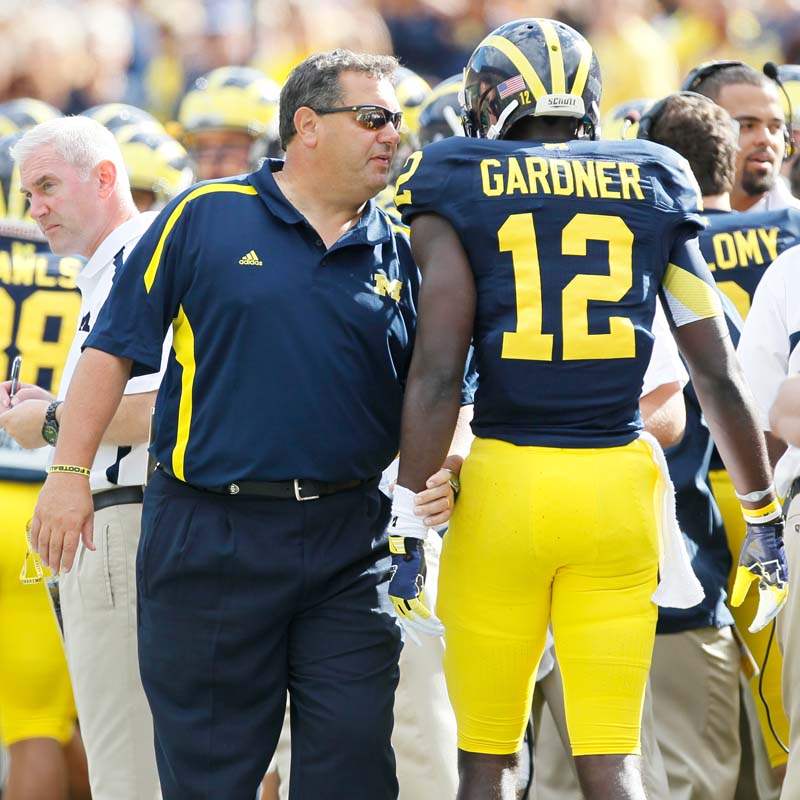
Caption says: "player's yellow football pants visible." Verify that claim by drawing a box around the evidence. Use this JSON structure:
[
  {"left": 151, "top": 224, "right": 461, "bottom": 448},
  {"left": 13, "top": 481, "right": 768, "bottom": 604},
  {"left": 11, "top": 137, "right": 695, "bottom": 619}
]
[
  {"left": 709, "top": 469, "right": 789, "bottom": 769},
  {"left": 0, "top": 481, "right": 77, "bottom": 746},
  {"left": 438, "top": 436, "right": 662, "bottom": 756}
]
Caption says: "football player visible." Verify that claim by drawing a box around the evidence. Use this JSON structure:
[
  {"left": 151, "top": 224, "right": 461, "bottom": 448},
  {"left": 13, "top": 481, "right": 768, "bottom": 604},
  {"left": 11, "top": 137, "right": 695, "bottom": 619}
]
[
  {"left": 417, "top": 74, "right": 465, "bottom": 148},
  {"left": 0, "top": 98, "right": 62, "bottom": 137},
  {"left": 176, "top": 65, "right": 280, "bottom": 180},
  {"left": 81, "top": 102, "right": 163, "bottom": 135},
  {"left": 644, "top": 87, "right": 800, "bottom": 788},
  {"left": 637, "top": 90, "right": 789, "bottom": 800},
  {"left": 389, "top": 18, "right": 784, "bottom": 800},
  {"left": 0, "top": 130, "right": 89, "bottom": 799},
  {"left": 114, "top": 123, "right": 194, "bottom": 212}
]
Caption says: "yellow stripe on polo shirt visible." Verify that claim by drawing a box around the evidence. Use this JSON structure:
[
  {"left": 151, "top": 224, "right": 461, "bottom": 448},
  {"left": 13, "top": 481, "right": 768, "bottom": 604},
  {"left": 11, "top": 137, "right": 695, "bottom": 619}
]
[
  {"left": 171, "top": 304, "right": 196, "bottom": 481},
  {"left": 143, "top": 183, "right": 258, "bottom": 293}
]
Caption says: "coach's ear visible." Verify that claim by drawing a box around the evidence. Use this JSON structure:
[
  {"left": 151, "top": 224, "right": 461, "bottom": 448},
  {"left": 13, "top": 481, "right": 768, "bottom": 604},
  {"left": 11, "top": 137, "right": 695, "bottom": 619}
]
[
  {"left": 293, "top": 107, "right": 320, "bottom": 149},
  {"left": 96, "top": 160, "right": 118, "bottom": 199}
]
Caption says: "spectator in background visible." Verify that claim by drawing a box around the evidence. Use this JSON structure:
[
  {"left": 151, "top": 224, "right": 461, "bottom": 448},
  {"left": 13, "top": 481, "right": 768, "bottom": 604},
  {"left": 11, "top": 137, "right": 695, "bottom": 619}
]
[
  {"left": 664, "top": 0, "right": 782, "bottom": 78},
  {"left": 587, "top": 0, "right": 680, "bottom": 115}
]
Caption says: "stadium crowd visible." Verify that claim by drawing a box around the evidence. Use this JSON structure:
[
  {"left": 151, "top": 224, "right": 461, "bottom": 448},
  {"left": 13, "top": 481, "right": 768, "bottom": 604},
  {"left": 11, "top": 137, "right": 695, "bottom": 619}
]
[{"left": 3, "top": 1, "right": 800, "bottom": 799}]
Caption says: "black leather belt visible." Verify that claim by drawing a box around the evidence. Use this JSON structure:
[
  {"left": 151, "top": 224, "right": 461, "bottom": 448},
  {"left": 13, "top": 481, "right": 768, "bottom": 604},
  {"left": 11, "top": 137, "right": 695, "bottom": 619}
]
[
  {"left": 92, "top": 485, "right": 145, "bottom": 512},
  {"left": 207, "top": 476, "right": 376, "bottom": 500},
  {"left": 158, "top": 466, "right": 376, "bottom": 501}
]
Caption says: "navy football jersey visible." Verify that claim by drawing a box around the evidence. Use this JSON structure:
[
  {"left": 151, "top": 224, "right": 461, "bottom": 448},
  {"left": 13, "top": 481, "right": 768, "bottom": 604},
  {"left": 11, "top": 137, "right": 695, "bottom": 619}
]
[
  {"left": 0, "top": 222, "right": 82, "bottom": 480},
  {"left": 396, "top": 137, "right": 721, "bottom": 447},
  {"left": 700, "top": 207, "right": 800, "bottom": 319}
]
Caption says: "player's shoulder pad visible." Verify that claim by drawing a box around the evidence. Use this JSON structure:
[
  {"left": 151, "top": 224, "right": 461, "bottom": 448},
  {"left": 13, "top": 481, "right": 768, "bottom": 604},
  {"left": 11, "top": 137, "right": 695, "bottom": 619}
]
[
  {"left": 591, "top": 139, "right": 703, "bottom": 214},
  {"left": 394, "top": 137, "right": 489, "bottom": 215}
]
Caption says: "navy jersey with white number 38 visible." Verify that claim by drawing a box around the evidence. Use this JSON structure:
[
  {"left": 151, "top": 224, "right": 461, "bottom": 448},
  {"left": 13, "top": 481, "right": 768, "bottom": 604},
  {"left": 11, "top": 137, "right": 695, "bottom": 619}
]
[{"left": 396, "top": 137, "right": 722, "bottom": 447}]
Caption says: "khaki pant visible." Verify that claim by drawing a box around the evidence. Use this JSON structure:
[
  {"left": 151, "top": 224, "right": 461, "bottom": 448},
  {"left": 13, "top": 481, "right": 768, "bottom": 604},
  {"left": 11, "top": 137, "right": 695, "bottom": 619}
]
[
  {"left": 531, "top": 661, "right": 669, "bottom": 800},
  {"left": 739, "top": 680, "right": 783, "bottom": 800},
  {"left": 779, "top": 492, "right": 800, "bottom": 800},
  {"left": 270, "top": 533, "right": 458, "bottom": 800},
  {"left": 649, "top": 627, "right": 740, "bottom": 800},
  {"left": 59, "top": 502, "right": 160, "bottom": 800}
]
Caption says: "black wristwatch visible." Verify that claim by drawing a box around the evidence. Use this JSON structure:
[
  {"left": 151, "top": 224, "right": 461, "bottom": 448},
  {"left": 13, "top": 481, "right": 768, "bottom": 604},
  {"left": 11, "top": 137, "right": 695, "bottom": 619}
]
[{"left": 41, "top": 400, "right": 62, "bottom": 446}]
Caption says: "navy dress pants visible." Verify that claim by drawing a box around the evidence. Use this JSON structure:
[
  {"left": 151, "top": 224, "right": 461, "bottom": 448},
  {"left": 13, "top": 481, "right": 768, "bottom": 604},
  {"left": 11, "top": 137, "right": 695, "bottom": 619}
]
[{"left": 136, "top": 469, "right": 401, "bottom": 800}]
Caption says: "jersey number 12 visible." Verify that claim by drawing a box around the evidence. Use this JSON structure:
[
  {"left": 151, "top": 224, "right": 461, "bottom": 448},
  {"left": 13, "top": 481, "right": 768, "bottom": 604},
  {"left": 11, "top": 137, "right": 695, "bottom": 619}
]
[{"left": 500, "top": 212, "right": 636, "bottom": 361}]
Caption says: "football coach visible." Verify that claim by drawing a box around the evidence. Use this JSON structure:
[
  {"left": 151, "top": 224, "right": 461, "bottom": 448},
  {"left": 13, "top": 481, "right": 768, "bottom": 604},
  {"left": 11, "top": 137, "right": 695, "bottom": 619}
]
[{"left": 28, "top": 50, "right": 464, "bottom": 799}]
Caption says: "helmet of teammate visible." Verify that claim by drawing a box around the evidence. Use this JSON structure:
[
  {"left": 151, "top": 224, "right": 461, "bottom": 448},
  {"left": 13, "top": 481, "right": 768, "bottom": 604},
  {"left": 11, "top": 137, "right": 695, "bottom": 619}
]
[
  {"left": 392, "top": 66, "right": 432, "bottom": 142},
  {"left": 601, "top": 98, "right": 655, "bottom": 140},
  {"left": 177, "top": 66, "right": 280, "bottom": 142},
  {"left": 81, "top": 103, "right": 163, "bottom": 135},
  {"left": 418, "top": 74, "right": 465, "bottom": 147},
  {"left": 461, "top": 18, "right": 602, "bottom": 141},
  {"left": 115, "top": 123, "right": 194, "bottom": 211},
  {"left": 0, "top": 132, "right": 33, "bottom": 222},
  {"left": 0, "top": 98, "right": 62, "bottom": 136},
  {"left": 389, "top": 66, "right": 432, "bottom": 181}
]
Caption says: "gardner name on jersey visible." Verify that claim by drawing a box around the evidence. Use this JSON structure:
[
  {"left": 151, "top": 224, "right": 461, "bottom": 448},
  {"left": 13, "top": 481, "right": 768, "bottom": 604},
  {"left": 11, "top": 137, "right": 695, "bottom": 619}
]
[{"left": 396, "top": 136, "right": 720, "bottom": 448}]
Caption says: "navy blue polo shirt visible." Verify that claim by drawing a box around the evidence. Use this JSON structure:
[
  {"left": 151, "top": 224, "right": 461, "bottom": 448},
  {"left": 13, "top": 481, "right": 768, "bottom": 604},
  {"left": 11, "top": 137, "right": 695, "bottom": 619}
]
[{"left": 85, "top": 160, "right": 424, "bottom": 487}]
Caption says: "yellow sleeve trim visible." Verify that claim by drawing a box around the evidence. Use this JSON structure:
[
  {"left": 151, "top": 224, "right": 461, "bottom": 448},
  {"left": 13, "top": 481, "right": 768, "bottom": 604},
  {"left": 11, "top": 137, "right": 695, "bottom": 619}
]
[
  {"left": 143, "top": 183, "right": 258, "bottom": 293},
  {"left": 171, "top": 304, "right": 196, "bottom": 482},
  {"left": 663, "top": 262, "right": 722, "bottom": 323}
]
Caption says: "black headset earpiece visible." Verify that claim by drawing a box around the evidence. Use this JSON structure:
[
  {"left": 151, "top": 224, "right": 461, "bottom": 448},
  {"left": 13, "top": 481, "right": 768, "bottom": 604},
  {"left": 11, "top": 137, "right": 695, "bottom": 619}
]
[
  {"left": 636, "top": 91, "right": 716, "bottom": 142},
  {"left": 763, "top": 62, "right": 795, "bottom": 160},
  {"left": 680, "top": 60, "right": 747, "bottom": 93}
]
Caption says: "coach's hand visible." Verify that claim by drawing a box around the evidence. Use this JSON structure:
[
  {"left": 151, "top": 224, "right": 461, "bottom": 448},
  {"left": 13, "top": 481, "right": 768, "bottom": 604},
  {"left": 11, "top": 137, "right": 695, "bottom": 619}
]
[
  {"left": 30, "top": 473, "right": 95, "bottom": 573},
  {"left": 414, "top": 454, "right": 463, "bottom": 529},
  {"left": 731, "top": 519, "right": 788, "bottom": 633},
  {"left": 0, "top": 400, "right": 50, "bottom": 449},
  {"left": 388, "top": 485, "right": 444, "bottom": 644}
]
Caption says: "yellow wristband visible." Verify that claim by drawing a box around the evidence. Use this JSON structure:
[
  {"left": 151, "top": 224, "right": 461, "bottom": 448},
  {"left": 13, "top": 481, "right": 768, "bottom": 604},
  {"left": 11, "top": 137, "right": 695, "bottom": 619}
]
[
  {"left": 48, "top": 464, "right": 91, "bottom": 477},
  {"left": 741, "top": 497, "right": 782, "bottom": 524}
]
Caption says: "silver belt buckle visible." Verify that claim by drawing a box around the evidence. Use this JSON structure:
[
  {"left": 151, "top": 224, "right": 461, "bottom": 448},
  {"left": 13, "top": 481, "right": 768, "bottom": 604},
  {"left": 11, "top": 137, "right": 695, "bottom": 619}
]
[{"left": 294, "top": 479, "right": 320, "bottom": 501}]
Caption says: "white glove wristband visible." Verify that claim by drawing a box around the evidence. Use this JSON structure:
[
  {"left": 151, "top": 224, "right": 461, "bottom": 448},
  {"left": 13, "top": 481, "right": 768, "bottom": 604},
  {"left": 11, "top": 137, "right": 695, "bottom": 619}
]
[{"left": 389, "top": 485, "right": 428, "bottom": 541}]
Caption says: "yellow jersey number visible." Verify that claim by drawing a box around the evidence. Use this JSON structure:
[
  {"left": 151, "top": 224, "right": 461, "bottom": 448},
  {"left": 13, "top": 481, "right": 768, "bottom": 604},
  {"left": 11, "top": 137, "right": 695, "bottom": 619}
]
[
  {"left": 500, "top": 212, "right": 636, "bottom": 361},
  {"left": 0, "top": 288, "right": 80, "bottom": 392},
  {"left": 394, "top": 151, "right": 423, "bottom": 208}
]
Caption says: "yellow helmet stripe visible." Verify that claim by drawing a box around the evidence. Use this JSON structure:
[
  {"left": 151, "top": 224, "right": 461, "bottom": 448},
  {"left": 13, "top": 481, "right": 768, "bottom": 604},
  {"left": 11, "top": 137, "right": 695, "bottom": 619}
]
[
  {"left": 537, "top": 20, "right": 565, "bottom": 94},
  {"left": 570, "top": 35, "right": 594, "bottom": 98},
  {"left": 482, "top": 35, "right": 548, "bottom": 99},
  {"left": 422, "top": 80, "right": 461, "bottom": 110}
]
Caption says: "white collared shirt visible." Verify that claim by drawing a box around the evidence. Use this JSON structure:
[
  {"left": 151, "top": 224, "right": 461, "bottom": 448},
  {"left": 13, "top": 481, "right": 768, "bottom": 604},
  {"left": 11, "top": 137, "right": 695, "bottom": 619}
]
[
  {"left": 56, "top": 211, "right": 171, "bottom": 492},
  {"left": 737, "top": 242, "right": 800, "bottom": 497},
  {"left": 642, "top": 300, "right": 689, "bottom": 396},
  {"left": 749, "top": 177, "right": 800, "bottom": 213}
]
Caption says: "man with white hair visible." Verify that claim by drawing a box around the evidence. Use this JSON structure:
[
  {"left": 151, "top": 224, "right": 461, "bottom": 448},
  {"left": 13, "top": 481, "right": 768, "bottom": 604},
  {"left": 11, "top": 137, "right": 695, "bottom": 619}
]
[{"left": 0, "top": 115, "right": 165, "bottom": 800}]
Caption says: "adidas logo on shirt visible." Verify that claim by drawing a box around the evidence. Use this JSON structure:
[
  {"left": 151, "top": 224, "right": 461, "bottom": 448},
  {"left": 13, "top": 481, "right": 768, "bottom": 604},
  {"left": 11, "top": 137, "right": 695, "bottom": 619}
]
[{"left": 238, "top": 250, "right": 263, "bottom": 266}]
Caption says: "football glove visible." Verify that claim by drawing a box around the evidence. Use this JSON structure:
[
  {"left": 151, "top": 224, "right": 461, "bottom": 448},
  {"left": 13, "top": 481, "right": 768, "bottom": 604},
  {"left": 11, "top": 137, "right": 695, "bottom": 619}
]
[
  {"left": 387, "top": 485, "right": 444, "bottom": 644},
  {"left": 730, "top": 519, "right": 788, "bottom": 633}
]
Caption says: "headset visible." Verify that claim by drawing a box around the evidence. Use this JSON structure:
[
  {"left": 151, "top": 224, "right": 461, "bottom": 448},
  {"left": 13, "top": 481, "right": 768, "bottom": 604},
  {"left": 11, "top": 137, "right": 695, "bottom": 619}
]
[
  {"left": 635, "top": 90, "right": 718, "bottom": 141},
  {"left": 679, "top": 59, "right": 794, "bottom": 159}
]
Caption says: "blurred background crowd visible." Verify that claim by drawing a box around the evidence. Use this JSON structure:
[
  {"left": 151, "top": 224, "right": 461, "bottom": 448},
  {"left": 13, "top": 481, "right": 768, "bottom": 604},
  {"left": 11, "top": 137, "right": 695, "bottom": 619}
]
[{"left": 2, "top": 0, "right": 800, "bottom": 124}]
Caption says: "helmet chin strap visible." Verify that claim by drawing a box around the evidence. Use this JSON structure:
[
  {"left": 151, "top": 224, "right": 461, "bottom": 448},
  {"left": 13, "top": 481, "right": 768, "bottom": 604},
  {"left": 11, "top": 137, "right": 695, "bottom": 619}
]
[{"left": 486, "top": 100, "right": 519, "bottom": 140}]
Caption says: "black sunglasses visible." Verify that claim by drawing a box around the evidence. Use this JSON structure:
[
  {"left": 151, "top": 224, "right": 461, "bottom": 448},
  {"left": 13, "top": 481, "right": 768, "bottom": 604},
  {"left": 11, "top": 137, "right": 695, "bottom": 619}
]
[{"left": 313, "top": 104, "right": 403, "bottom": 131}]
